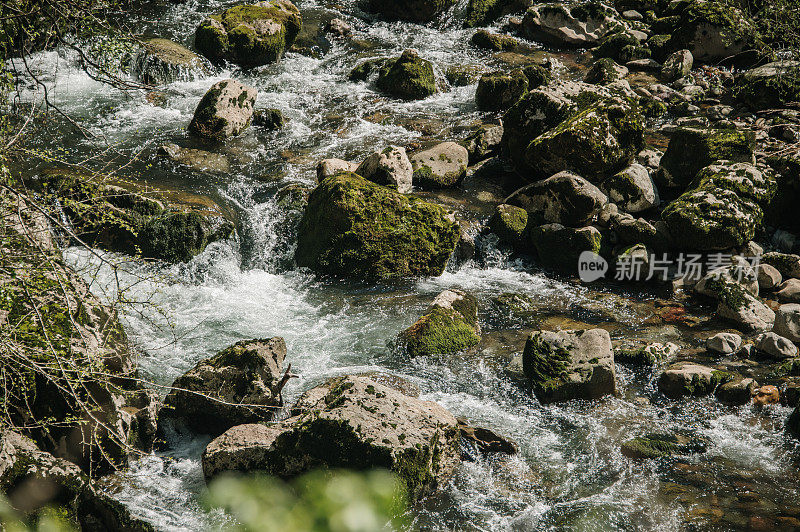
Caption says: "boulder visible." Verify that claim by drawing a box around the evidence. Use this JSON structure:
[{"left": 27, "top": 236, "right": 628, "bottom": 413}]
[
  {"left": 706, "top": 332, "right": 742, "bottom": 355},
  {"left": 295, "top": 173, "right": 459, "bottom": 280},
  {"left": 694, "top": 258, "right": 759, "bottom": 299},
  {"left": 621, "top": 432, "right": 707, "bottom": 460},
  {"left": 201, "top": 375, "right": 461, "bottom": 502},
  {"left": 506, "top": 171, "right": 607, "bottom": 227},
  {"left": 666, "top": 1, "right": 759, "bottom": 63},
  {"left": 660, "top": 49, "right": 692, "bottom": 82},
  {"left": 775, "top": 304, "right": 800, "bottom": 343},
  {"left": 188, "top": 79, "right": 258, "bottom": 140},
  {"left": 252, "top": 108, "right": 286, "bottom": 130},
  {"left": 520, "top": 2, "right": 623, "bottom": 47},
  {"left": 489, "top": 204, "right": 528, "bottom": 247},
  {"left": 715, "top": 282, "right": 775, "bottom": 332},
  {"left": 130, "top": 38, "right": 210, "bottom": 84},
  {"left": 461, "top": 124, "right": 504, "bottom": 163},
  {"left": 376, "top": 50, "right": 437, "bottom": 100},
  {"left": 734, "top": 61, "right": 800, "bottom": 111},
  {"left": 464, "top": 0, "right": 530, "bottom": 27},
  {"left": 789, "top": 405, "right": 800, "bottom": 439},
  {"left": 754, "top": 332, "right": 798, "bottom": 360},
  {"left": 365, "top": 0, "right": 457, "bottom": 23},
  {"left": 399, "top": 290, "right": 480, "bottom": 357},
  {"left": 584, "top": 58, "right": 629, "bottom": 84},
  {"left": 138, "top": 211, "right": 235, "bottom": 263},
  {"left": 715, "top": 377, "right": 758, "bottom": 405},
  {"left": 410, "top": 142, "right": 469, "bottom": 189},
  {"left": 776, "top": 279, "right": 800, "bottom": 303},
  {"left": 758, "top": 264, "right": 782, "bottom": 290},
  {"left": 529, "top": 223, "right": 603, "bottom": 274},
  {"left": 615, "top": 342, "right": 678, "bottom": 366},
  {"left": 608, "top": 212, "right": 668, "bottom": 248},
  {"left": 471, "top": 29, "right": 518, "bottom": 51},
  {"left": 356, "top": 146, "right": 414, "bottom": 193},
  {"left": 762, "top": 252, "right": 800, "bottom": 280},
  {"left": 194, "top": 0, "right": 302, "bottom": 67},
  {"left": 657, "top": 363, "right": 730, "bottom": 399},
  {"left": 157, "top": 144, "right": 230, "bottom": 174},
  {"left": 161, "top": 338, "right": 290, "bottom": 437},
  {"left": 599, "top": 163, "right": 658, "bottom": 213},
  {"left": 475, "top": 69, "right": 529, "bottom": 112},
  {"left": 660, "top": 162, "right": 775, "bottom": 251},
  {"left": 316, "top": 158, "right": 358, "bottom": 182},
  {"left": 655, "top": 127, "right": 755, "bottom": 189},
  {"left": 521, "top": 328, "right": 616, "bottom": 403}
]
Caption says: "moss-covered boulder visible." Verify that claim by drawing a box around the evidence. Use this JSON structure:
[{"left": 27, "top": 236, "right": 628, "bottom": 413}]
[
  {"left": 529, "top": 223, "right": 603, "bottom": 274},
  {"left": 471, "top": 29, "right": 518, "bottom": 51},
  {"left": 464, "top": 0, "right": 530, "bottom": 27},
  {"left": 734, "top": 61, "right": 800, "bottom": 111},
  {"left": 621, "top": 433, "right": 707, "bottom": 460},
  {"left": 160, "top": 338, "right": 289, "bottom": 437},
  {"left": 475, "top": 69, "right": 529, "bottom": 112},
  {"left": 375, "top": 50, "right": 437, "bottom": 100},
  {"left": 130, "top": 38, "right": 210, "bottom": 85},
  {"left": 655, "top": 127, "right": 755, "bottom": 189},
  {"left": 520, "top": 329, "right": 616, "bottom": 403},
  {"left": 489, "top": 203, "right": 529, "bottom": 247},
  {"left": 600, "top": 163, "right": 659, "bottom": 213},
  {"left": 521, "top": 2, "right": 624, "bottom": 47},
  {"left": 584, "top": 58, "right": 628, "bottom": 84},
  {"left": 194, "top": 0, "right": 302, "bottom": 67},
  {"left": 410, "top": 142, "right": 469, "bottom": 189},
  {"left": 522, "top": 98, "right": 645, "bottom": 181},
  {"left": 188, "top": 79, "right": 258, "bottom": 140},
  {"left": 201, "top": 375, "right": 461, "bottom": 502},
  {"left": 658, "top": 362, "right": 731, "bottom": 399},
  {"left": 399, "top": 289, "right": 480, "bottom": 356},
  {"left": 660, "top": 162, "right": 775, "bottom": 251},
  {"left": 138, "top": 211, "right": 234, "bottom": 263},
  {"left": 348, "top": 57, "right": 387, "bottom": 81},
  {"left": 365, "top": 0, "right": 457, "bottom": 23},
  {"left": 506, "top": 171, "right": 607, "bottom": 227},
  {"left": 295, "top": 172, "right": 459, "bottom": 281},
  {"left": 665, "top": 1, "right": 760, "bottom": 63},
  {"left": 593, "top": 31, "right": 651, "bottom": 64}
]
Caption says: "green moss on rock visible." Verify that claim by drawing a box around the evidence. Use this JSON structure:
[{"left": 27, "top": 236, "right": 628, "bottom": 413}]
[
  {"left": 376, "top": 50, "right": 437, "bottom": 100},
  {"left": 476, "top": 69, "right": 529, "bottom": 112},
  {"left": 621, "top": 433, "right": 707, "bottom": 460}
]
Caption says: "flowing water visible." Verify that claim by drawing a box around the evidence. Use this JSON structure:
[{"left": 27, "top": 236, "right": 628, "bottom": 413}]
[{"left": 10, "top": 0, "right": 800, "bottom": 530}]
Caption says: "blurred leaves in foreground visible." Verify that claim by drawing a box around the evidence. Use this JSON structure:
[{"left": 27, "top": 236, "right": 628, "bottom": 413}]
[{"left": 206, "top": 469, "right": 409, "bottom": 532}]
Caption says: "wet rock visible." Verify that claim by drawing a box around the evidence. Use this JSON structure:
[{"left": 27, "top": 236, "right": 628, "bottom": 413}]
[
  {"left": 706, "top": 332, "right": 742, "bottom": 355},
  {"left": 661, "top": 163, "right": 775, "bottom": 251},
  {"left": 295, "top": 172, "right": 459, "bottom": 280},
  {"left": 665, "top": 1, "right": 758, "bottom": 63},
  {"left": 655, "top": 128, "right": 756, "bottom": 190},
  {"left": 161, "top": 338, "right": 290, "bottom": 437},
  {"left": 788, "top": 405, "right": 800, "bottom": 438},
  {"left": 762, "top": 253, "right": 800, "bottom": 280},
  {"left": 471, "top": 29, "right": 518, "bottom": 51},
  {"left": 131, "top": 38, "right": 210, "bottom": 85},
  {"left": 157, "top": 144, "right": 230, "bottom": 174},
  {"left": 757, "top": 264, "right": 782, "bottom": 290},
  {"left": 202, "top": 375, "right": 461, "bottom": 502},
  {"left": 774, "top": 304, "right": 800, "bottom": 343},
  {"left": 252, "top": 108, "right": 286, "bottom": 130},
  {"left": 621, "top": 432, "right": 707, "bottom": 460},
  {"left": 356, "top": 146, "right": 413, "bottom": 193},
  {"left": 464, "top": 0, "right": 530, "bottom": 27},
  {"left": 349, "top": 58, "right": 387, "bottom": 81},
  {"left": 600, "top": 163, "right": 658, "bottom": 213},
  {"left": 324, "top": 17, "right": 352, "bottom": 37},
  {"left": 753, "top": 385, "right": 780, "bottom": 406},
  {"left": 376, "top": 50, "right": 437, "bottom": 100},
  {"left": 626, "top": 58, "right": 661, "bottom": 71},
  {"left": 734, "top": 61, "right": 800, "bottom": 111},
  {"left": 445, "top": 65, "right": 482, "bottom": 86},
  {"left": 521, "top": 328, "right": 616, "bottom": 403},
  {"left": 608, "top": 212, "right": 668, "bottom": 248},
  {"left": 506, "top": 171, "right": 607, "bottom": 227},
  {"left": 316, "top": 158, "right": 358, "bottom": 182},
  {"left": 615, "top": 342, "right": 678, "bottom": 366},
  {"left": 365, "top": 0, "right": 457, "bottom": 23},
  {"left": 476, "top": 69, "right": 529, "bottom": 112},
  {"left": 410, "top": 142, "right": 469, "bottom": 189},
  {"left": 529, "top": 223, "right": 603, "bottom": 274},
  {"left": 489, "top": 204, "right": 528, "bottom": 248},
  {"left": 188, "top": 79, "right": 258, "bottom": 140},
  {"left": 776, "top": 279, "right": 800, "bottom": 303},
  {"left": 458, "top": 420, "right": 518, "bottom": 460},
  {"left": 716, "top": 286, "right": 775, "bottom": 332},
  {"left": 521, "top": 2, "right": 623, "bottom": 47},
  {"left": 593, "top": 31, "right": 651, "bottom": 64},
  {"left": 194, "top": 0, "right": 302, "bottom": 67},
  {"left": 0, "top": 430, "right": 154, "bottom": 530},
  {"left": 715, "top": 377, "right": 758, "bottom": 405},
  {"left": 461, "top": 124, "right": 504, "bottom": 164},
  {"left": 658, "top": 362, "right": 731, "bottom": 399},
  {"left": 400, "top": 289, "right": 480, "bottom": 357},
  {"left": 138, "top": 210, "right": 235, "bottom": 263},
  {"left": 754, "top": 332, "right": 798, "bottom": 360},
  {"left": 660, "top": 49, "right": 692, "bottom": 82},
  {"left": 584, "top": 58, "right": 628, "bottom": 84}
]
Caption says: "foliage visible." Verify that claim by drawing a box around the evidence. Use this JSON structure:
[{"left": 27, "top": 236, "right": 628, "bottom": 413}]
[{"left": 205, "top": 469, "right": 409, "bottom": 532}]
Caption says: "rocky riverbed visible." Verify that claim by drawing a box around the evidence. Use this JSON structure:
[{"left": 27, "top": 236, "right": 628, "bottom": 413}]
[{"left": 4, "top": 0, "right": 800, "bottom": 530}]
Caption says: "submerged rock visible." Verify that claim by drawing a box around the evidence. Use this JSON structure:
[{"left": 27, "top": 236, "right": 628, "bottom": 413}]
[
  {"left": 376, "top": 50, "right": 437, "bottom": 100},
  {"left": 621, "top": 432, "right": 707, "bottom": 460},
  {"left": 188, "top": 79, "right": 258, "bottom": 140},
  {"left": 295, "top": 172, "right": 459, "bottom": 280},
  {"left": 658, "top": 362, "right": 731, "bottom": 399},
  {"left": 201, "top": 375, "right": 461, "bottom": 502},
  {"left": 410, "top": 142, "right": 469, "bottom": 189},
  {"left": 356, "top": 146, "right": 414, "bottom": 193},
  {"left": 131, "top": 38, "right": 210, "bottom": 85},
  {"left": 194, "top": 0, "right": 302, "bottom": 67},
  {"left": 400, "top": 289, "right": 480, "bottom": 357},
  {"left": 157, "top": 144, "right": 230, "bottom": 174},
  {"left": 161, "top": 338, "right": 290, "bottom": 437},
  {"left": 521, "top": 328, "right": 616, "bottom": 403}
]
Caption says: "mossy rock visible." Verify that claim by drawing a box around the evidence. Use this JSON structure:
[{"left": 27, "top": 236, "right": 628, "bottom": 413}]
[
  {"left": 375, "top": 50, "right": 437, "bottom": 100},
  {"left": 349, "top": 58, "right": 387, "bottom": 82},
  {"left": 364, "top": 0, "right": 458, "bottom": 23},
  {"left": 529, "top": 223, "right": 603, "bottom": 274},
  {"left": 445, "top": 65, "right": 482, "bottom": 86},
  {"left": 615, "top": 342, "right": 676, "bottom": 366},
  {"left": 476, "top": 69, "right": 529, "bottom": 112},
  {"left": 658, "top": 362, "right": 732, "bottom": 399},
  {"left": 400, "top": 290, "right": 480, "bottom": 357},
  {"left": 194, "top": 0, "right": 302, "bottom": 67},
  {"left": 138, "top": 211, "right": 234, "bottom": 263},
  {"left": 295, "top": 172, "right": 459, "bottom": 281},
  {"left": 489, "top": 203, "right": 528, "bottom": 247},
  {"left": 471, "top": 29, "right": 518, "bottom": 51},
  {"left": 734, "top": 61, "right": 800, "bottom": 111},
  {"left": 594, "top": 32, "right": 651, "bottom": 63},
  {"left": 621, "top": 433, "right": 707, "bottom": 460},
  {"left": 464, "top": 0, "right": 529, "bottom": 27},
  {"left": 131, "top": 38, "right": 210, "bottom": 84},
  {"left": 253, "top": 107, "right": 286, "bottom": 130},
  {"left": 522, "top": 64, "right": 552, "bottom": 89}
]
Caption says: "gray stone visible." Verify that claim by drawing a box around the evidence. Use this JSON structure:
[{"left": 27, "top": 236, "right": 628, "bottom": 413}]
[
  {"left": 758, "top": 263, "right": 782, "bottom": 290},
  {"left": 521, "top": 3, "right": 621, "bottom": 47},
  {"left": 776, "top": 279, "right": 800, "bottom": 303},
  {"left": 316, "top": 158, "right": 358, "bottom": 182},
  {"left": 660, "top": 49, "right": 693, "bottom": 82},
  {"left": 658, "top": 363, "right": 726, "bottom": 399},
  {"left": 356, "top": 146, "right": 413, "bottom": 193},
  {"left": 600, "top": 163, "right": 659, "bottom": 213},
  {"left": 754, "top": 332, "right": 798, "bottom": 360},
  {"left": 410, "top": 142, "right": 469, "bottom": 189},
  {"left": 189, "top": 79, "right": 258, "bottom": 140},
  {"left": 506, "top": 171, "right": 607, "bottom": 227},
  {"left": 775, "top": 304, "right": 800, "bottom": 343},
  {"left": 706, "top": 332, "right": 742, "bottom": 355}
]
